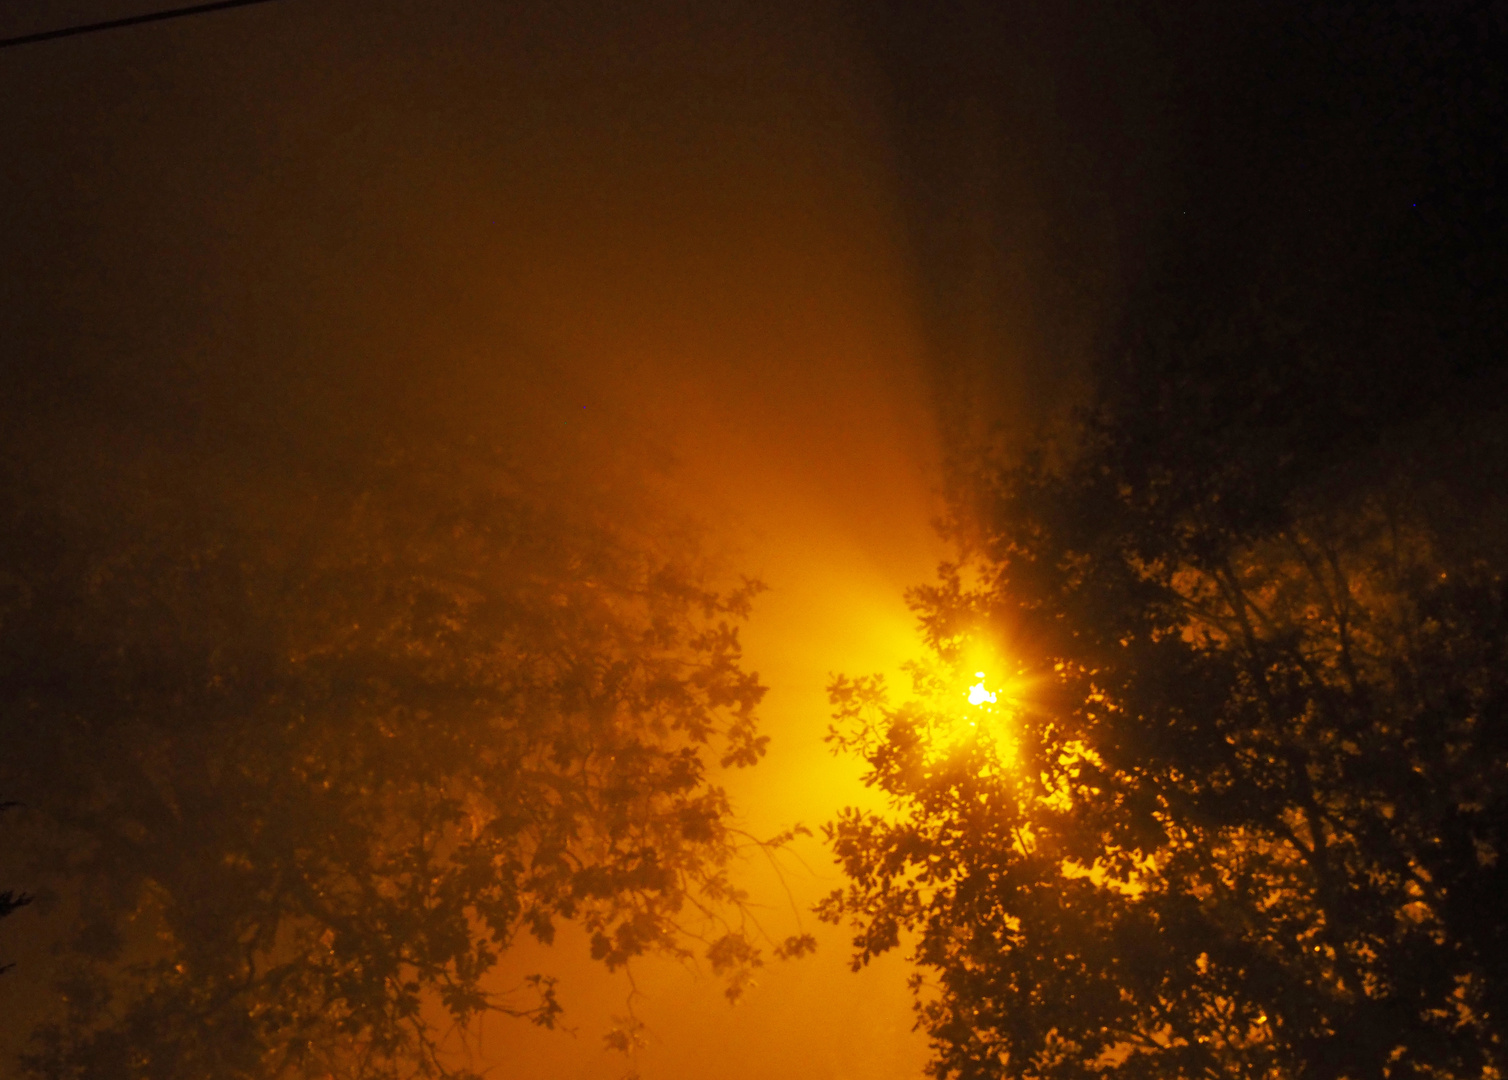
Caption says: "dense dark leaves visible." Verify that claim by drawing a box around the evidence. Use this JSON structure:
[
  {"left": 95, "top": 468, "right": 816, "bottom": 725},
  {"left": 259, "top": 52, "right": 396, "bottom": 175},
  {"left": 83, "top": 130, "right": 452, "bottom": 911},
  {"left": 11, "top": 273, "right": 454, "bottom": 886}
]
[
  {"left": 0, "top": 441, "right": 770, "bottom": 1079},
  {"left": 824, "top": 360, "right": 1508, "bottom": 1079},
  {"left": 823, "top": 4, "right": 1507, "bottom": 1077}
]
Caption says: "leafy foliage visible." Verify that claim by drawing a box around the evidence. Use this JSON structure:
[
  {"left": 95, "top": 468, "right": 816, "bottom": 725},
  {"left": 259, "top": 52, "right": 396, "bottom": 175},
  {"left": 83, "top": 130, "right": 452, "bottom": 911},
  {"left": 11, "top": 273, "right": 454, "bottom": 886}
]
[
  {"left": 823, "top": 4, "right": 1508, "bottom": 1076},
  {"left": 821, "top": 339, "right": 1508, "bottom": 1080},
  {"left": 0, "top": 441, "right": 772, "bottom": 1079}
]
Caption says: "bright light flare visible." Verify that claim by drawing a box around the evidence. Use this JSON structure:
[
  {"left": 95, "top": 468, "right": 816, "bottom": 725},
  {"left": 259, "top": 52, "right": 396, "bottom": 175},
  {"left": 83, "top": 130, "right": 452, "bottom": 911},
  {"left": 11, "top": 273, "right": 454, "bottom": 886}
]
[{"left": 916, "top": 657, "right": 1022, "bottom": 766}]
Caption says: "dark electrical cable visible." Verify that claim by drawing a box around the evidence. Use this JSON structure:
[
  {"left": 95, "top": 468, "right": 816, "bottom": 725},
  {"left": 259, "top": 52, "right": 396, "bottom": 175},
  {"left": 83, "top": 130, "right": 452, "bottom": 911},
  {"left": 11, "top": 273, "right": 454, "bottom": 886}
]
[{"left": 0, "top": 0, "right": 284, "bottom": 50}]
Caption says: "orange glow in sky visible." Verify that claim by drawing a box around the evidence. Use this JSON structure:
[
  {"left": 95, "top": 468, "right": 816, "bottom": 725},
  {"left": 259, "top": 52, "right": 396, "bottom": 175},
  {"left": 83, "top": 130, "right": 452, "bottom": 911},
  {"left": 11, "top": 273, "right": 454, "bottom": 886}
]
[
  {"left": 410, "top": 5, "right": 950, "bottom": 1076},
  {"left": 0, "top": 3, "right": 961, "bottom": 1077}
]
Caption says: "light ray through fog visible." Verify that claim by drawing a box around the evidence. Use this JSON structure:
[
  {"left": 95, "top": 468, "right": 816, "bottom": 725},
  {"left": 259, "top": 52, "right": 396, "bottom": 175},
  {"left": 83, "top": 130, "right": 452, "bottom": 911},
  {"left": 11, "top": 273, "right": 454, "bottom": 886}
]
[
  {"left": 0, "top": 1, "right": 1082, "bottom": 1075},
  {"left": 0, "top": 1, "right": 950, "bottom": 1076}
]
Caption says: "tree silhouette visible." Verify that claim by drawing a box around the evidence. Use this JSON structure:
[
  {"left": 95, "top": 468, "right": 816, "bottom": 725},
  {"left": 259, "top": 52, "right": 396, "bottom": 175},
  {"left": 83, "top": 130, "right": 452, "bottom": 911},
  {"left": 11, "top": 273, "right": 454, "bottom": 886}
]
[
  {"left": 822, "top": 5, "right": 1508, "bottom": 1076},
  {"left": 0, "top": 439, "right": 780, "bottom": 1080},
  {"left": 822, "top": 329, "right": 1508, "bottom": 1080}
]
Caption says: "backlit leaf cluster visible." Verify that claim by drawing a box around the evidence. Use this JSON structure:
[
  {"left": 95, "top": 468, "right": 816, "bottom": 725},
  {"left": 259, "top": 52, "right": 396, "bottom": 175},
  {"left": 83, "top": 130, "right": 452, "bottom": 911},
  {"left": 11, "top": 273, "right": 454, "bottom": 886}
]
[{"left": 0, "top": 442, "right": 770, "bottom": 1080}]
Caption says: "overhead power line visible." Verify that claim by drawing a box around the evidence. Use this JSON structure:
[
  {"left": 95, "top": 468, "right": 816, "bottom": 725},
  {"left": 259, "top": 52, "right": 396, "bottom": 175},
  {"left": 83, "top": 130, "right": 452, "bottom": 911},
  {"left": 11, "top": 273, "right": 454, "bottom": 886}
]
[{"left": 0, "top": 0, "right": 284, "bottom": 50}]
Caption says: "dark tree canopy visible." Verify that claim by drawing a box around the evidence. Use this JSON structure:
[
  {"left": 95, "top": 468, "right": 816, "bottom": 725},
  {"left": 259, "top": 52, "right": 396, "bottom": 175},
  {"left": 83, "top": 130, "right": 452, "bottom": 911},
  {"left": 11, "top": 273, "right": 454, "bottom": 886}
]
[
  {"left": 823, "top": 352, "right": 1508, "bottom": 1079},
  {"left": 821, "top": 4, "right": 1508, "bottom": 1078},
  {"left": 0, "top": 437, "right": 781, "bottom": 1080}
]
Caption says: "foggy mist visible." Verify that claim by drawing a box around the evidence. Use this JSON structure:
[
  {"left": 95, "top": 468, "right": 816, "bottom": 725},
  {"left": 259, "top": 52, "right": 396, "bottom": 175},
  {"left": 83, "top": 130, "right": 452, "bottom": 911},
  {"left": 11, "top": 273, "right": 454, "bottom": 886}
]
[{"left": 5, "top": 2, "right": 1503, "bottom": 1079}]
